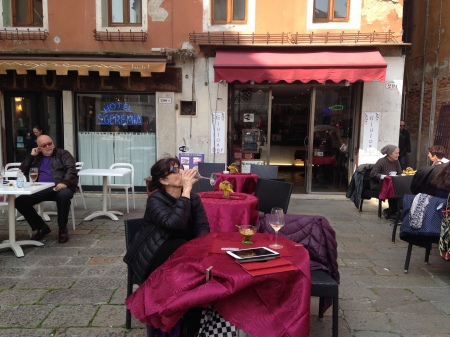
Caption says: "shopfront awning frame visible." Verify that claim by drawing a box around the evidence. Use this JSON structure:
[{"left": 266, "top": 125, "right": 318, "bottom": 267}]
[
  {"left": 0, "top": 56, "right": 167, "bottom": 77},
  {"left": 214, "top": 49, "right": 387, "bottom": 84}
]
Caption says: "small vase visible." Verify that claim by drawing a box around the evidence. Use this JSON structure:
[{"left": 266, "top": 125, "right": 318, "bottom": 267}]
[{"left": 222, "top": 190, "right": 230, "bottom": 198}]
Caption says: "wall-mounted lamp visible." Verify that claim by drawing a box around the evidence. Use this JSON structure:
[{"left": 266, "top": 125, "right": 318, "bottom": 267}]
[{"left": 16, "top": 103, "right": 23, "bottom": 112}]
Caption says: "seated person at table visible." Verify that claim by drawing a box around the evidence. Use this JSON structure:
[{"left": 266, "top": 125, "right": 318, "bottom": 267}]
[
  {"left": 431, "top": 162, "right": 450, "bottom": 199},
  {"left": 410, "top": 146, "right": 448, "bottom": 195},
  {"left": 370, "top": 144, "right": 402, "bottom": 219},
  {"left": 16, "top": 135, "right": 77, "bottom": 243},
  {"left": 125, "top": 156, "right": 210, "bottom": 283}
]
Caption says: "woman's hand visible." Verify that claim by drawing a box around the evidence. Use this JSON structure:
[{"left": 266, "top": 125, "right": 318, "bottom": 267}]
[{"left": 181, "top": 169, "right": 197, "bottom": 197}]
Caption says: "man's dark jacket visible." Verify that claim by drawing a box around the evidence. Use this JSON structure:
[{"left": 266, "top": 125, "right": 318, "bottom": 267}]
[
  {"left": 124, "top": 190, "right": 210, "bottom": 284},
  {"left": 346, "top": 164, "right": 373, "bottom": 209},
  {"left": 410, "top": 164, "right": 445, "bottom": 196},
  {"left": 19, "top": 148, "right": 77, "bottom": 192}
]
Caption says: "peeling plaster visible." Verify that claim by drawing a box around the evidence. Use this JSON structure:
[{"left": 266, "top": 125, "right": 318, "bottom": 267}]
[
  {"left": 148, "top": 0, "right": 168, "bottom": 22},
  {"left": 362, "top": 0, "right": 403, "bottom": 24}
]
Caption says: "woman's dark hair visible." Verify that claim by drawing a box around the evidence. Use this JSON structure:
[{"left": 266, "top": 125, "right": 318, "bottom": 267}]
[
  {"left": 431, "top": 162, "right": 450, "bottom": 191},
  {"left": 148, "top": 156, "right": 181, "bottom": 192},
  {"left": 428, "top": 145, "right": 445, "bottom": 159},
  {"left": 33, "top": 125, "right": 44, "bottom": 134}
]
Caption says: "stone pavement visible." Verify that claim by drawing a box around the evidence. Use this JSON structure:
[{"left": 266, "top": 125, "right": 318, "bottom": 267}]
[{"left": 0, "top": 193, "right": 449, "bottom": 337}]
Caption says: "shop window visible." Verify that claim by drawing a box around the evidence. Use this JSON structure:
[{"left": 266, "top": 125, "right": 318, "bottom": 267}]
[
  {"left": 211, "top": 0, "right": 247, "bottom": 25},
  {"left": 313, "top": 0, "right": 350, "bottom": 23},
  {"left": 1, "top": 0, "right": 47, "bottom": 28},
  {"left": 76, "top": 93, "right": 156, "bottom": 187}
]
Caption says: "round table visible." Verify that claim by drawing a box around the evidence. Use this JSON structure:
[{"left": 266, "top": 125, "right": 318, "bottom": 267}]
[
  {"left": 198, "top": 191, "right": 260, "bottom": 232},
  {"left": 214, "top": 173, "right": 258, "bottom": 195}
]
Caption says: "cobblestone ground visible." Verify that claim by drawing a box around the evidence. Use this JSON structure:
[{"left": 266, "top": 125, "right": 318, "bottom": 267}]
[{"left": 0, "top": 193, "right": 449, "bottom": 337}]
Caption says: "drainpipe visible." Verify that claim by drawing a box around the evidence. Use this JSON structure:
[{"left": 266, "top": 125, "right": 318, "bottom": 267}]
[
  {"left": 428, "top": 0, "right": 442, "bottom": 150},
  {"left": 416, "top": 0, "right": 429, "bottom": 168}
]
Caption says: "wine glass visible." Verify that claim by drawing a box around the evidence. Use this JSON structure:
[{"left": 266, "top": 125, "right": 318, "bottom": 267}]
[
  {"left": 269, "top": 207, "right": 285, "bottom": 249},
  {"left": 29, "top": 167, "right": 39, "bottom": 186},
  {"left": 193, "top": 171, "right": 217, "bottom": 186}
]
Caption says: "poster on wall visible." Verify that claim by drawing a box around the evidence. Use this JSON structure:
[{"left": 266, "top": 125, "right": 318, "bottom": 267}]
[
  {"left": 211, "top": 112, "right": 225, "bottom": 153},
  {"left": 362, "top": 112, "right": 380, "bottom": 156},
  {"left": 178, "top": 153, "right": 204, "bottom": 170}
]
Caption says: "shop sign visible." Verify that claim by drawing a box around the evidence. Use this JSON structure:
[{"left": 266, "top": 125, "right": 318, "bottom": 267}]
[{"left": 97, "top": 101, "right": 142, "bottom": 125}]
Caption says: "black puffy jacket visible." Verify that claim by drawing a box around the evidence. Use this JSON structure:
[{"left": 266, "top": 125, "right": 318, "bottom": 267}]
[{"left": 124, "top": 190, "right": 210, "bottom": 284}]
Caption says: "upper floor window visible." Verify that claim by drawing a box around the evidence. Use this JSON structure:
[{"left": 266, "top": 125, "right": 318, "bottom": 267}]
[
  {"left": 108, "top": 0, "right": 141, "bottom": 26},
  {"left": 313, "top": 0, "right": 350, "bottom": 23},
  {"left": 211, "top": 0, "right": 247, "bottom": 25},
  {"left": 12, "top": 0, "right": 43, "bottom": 27}
]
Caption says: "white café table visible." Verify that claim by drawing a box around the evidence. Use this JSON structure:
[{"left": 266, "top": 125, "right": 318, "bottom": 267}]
[
  {"left": 0, "top": 181, "right": 55, "bottom": 258},
  {"left": 77, "top": 168, "right": 132, "bottom": 221}
]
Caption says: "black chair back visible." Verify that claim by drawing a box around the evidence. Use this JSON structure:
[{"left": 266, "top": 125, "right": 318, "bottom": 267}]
[
  {"left": 254, "top": 178, "right": 293, "bottom": 214},
  {"left": 198, "top": 162, "right": 225, "bottom": 177},
  {"left": 391, "top": 175, "right": 414, "bottom": 242},
  {"left": 192, "top": 178, "right": 214, "bottom": 193},
  {"left": 124, "top": 218, "right": 145, "bottom": 330},
  {"left": 250, "top": 164, "right": 279, "bottom": 179}
]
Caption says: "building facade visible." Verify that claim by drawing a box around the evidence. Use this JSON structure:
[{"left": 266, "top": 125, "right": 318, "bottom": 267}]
[{"left": 0, "top": 0, "right": 407, "bottom": 193}]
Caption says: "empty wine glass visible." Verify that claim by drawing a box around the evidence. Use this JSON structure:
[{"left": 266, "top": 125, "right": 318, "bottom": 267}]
[
  {"left": 29, "top": 167, "right": 39, "bottom": 186},
  {"left": 269, "top": 207, "right": 285, "bottom": 249},
  {"left": 193, "top": 171, "right": 217, "bottom": 186}
]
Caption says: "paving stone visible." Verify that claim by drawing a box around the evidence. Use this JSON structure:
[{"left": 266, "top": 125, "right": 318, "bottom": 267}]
[
  {"left": 78, "top": 247, "right": 125, "bottom": 257},
  {"left": 72, "top": 277, "right": 126, "bottom": 289},
  {"left": 65, "top": 256, "right": 92, "bottom": 266},
  {"left": 110, "top": 287, "right": 127, "bottom": 305},
  {"left": 91, "top": 305, "right": 125, "bottom": 327},
  {"left": 41, "top": 288, "right": 114, "bottom": 305},
  {"left": 0, "top": 267, "right": 28, "bottom": 277},
  {"left": 26, "top": 266, "right": 86, "bottom": 278},
  {"left": 30, "top": 247, "right": 83, "bottom": 256},
  {"left": 54, "top": 327, "right": 125, "bottom": 337},
  {"left": 388, "top": 312, "right": 450, "bottom": 334},
  {"left": 88, "top": 257, "right": 123, "bottom": 266},
  {"left": 343, "top": 311, "right": 394, "bottom": 333},
  {"left": 42, "top": 305, "right": 98, "bottom": 328},
  {"left": 0, "top": 278, "right": 18, "bottom": 289},
  {"left": 0, "top": 289, "right": 47, "bottom": 305},
  {"left": 0, "top": 305, "right": 54, "bottom": 328},
  {"left": 15, "top": 278, "right": 75, "bottom": 289},
  {"left": 0, "top": 328, "right": 56, "bottom": 337}
]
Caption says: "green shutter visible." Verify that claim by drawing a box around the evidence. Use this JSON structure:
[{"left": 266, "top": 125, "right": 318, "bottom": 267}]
[
  {"left": 2, "top": 0, "right": 12, "bottom": 27},
  {"left": 101, "top": 0, "right": 108, "bottom": 27}
]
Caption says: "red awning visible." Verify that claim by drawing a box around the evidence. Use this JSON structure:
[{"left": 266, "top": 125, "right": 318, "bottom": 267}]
[{"left": 214, "top": 49, "right": 387, "bottom": 83}]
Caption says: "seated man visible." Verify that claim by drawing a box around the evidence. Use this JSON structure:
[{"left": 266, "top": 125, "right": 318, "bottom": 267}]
[{"left": 16, "top": 135, "right": 78, "bottom": 243}]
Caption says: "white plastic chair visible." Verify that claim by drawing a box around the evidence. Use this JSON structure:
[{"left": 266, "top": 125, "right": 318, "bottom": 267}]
[
  {"left": 74, "top": 162, "right": 87, "bottom": 209},
  {"left": 5, "top": 163, "right": 21, "bottom": 172},
  {"left": 107, "top": 163, "right": 135, "bottom": 214}
]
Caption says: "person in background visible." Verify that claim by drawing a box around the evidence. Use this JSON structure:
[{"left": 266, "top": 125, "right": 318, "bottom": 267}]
[
  {"left": 370, "top": 144, "right": 402, "bottom": 219},
  {"left": 124, "top": 156, "right": 210, "bottom": 336},
  {"left": 428, "top": 145, "right": 447, "bottom": 166},
  {"left": 16, "top": 135, "right": 77, "bottom": 243},
  {"left": 398, "top": 120, "right": 411, "bottom": 170},
  {"left": 25, "top": 125, "right": 45, "bottom": 153},
  {"left": 431, "top": 162, "right": 450, "bottom": 199}
]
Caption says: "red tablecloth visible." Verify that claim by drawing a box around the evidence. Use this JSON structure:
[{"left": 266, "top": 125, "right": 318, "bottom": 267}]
[
  {"left": 214, "top": 173, "right": 258, "bottom": 195},
  {"left": 199, "top": 192, "right": 260, "bottom": 232},
  {"left": 126, "top": 232, "right": 311, "bottom": 337},
  {"left": 379, "top": 176, "right": 394, "bottom": 200},
  {"left": 312, "top": 156, "right": 336, "bottom": 165}
]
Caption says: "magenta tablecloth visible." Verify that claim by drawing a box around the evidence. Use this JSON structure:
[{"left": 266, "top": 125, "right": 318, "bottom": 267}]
[
  {"left": 379, "top": 176, "right": 394, "bottom": 200},
  {"left": 214, "top": 173, "right": 258, "bottom": 195},
  {"left": 126, "top": 232, "right": 311, "bottom": 337},
  {"left": 198, "top": 191, "right": 260, "bottom": 232}
]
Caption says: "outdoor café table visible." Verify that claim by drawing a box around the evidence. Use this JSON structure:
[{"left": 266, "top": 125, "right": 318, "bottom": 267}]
[
  {"left": 214, "top": 172, "right": 258, "bottom": 195},
  {"left": 77, "top": 168, "right": 131, "bottom": 221},
  {"left": 0, "top": 181, "right": 55, "bottom": 258},
  {"left": 126, "top": 232, "right": 311, "bottom": 337},
  {"left": 379, "top": 175, "right": 412, "bottom": 200},
  {"left": 198, "top": 191, "right": 259, "bottom": 232}
]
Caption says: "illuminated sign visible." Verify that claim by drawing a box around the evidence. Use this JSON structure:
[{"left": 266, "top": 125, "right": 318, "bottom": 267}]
[{"left": 97, "top": 101, "right": 142, "bottom": 125}]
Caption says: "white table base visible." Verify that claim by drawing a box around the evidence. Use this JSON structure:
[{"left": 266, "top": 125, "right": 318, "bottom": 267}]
[
  {"left": 0, "top": 195, "right": 43, "bottom": 258},
  {"left": 83, "top": 176, "right": 122, "bottom": 221}
]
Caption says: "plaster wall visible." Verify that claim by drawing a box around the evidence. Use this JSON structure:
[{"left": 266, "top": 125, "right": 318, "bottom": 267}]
[
  {"left": 172, "top": 57, "right": 227, "bottom": 164},
  {"left": 155, "top": 91, "right": 176, "bottom": 158},
  {"left": 359, "top": 56, "right": 405, "bottom": 164}
]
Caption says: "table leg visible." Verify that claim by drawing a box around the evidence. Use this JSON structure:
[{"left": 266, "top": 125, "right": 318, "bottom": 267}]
[
  {"left": 0, "top": 195, "right": 43, "bottom": 258},
  {"left": 83, "top": 175, "right": 123, "bottom": 221}
]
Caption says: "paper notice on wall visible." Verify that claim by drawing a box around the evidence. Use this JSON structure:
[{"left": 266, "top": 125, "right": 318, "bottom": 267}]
[
  {"left": 362, "top": 112, "right": 380, "bottom": 156},
  {"left": 211, "top": 112, "right": 225, "bottom": 153}
]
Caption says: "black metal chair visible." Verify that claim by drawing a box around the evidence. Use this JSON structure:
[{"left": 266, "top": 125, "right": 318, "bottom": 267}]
[
  {"left": 311, "top": 270, "right": 339, "bottom": 337},
  {"left": 359, "top": 167, "right": 382, "bottom": 218},
  {"left": 391, "top": 175, "right": 414, "bottom": 242},
  {"left": 250, "top": 164, "right": 279, "bottom": 180},
  {"left": 198, "top": 162, "right": 225, "bottom": 177},
  {"left": 124, "top": 218, "right": 145, "bottom": 330},
  {"left": 254, "top": 178, "right": 293, "bottom": 214}
]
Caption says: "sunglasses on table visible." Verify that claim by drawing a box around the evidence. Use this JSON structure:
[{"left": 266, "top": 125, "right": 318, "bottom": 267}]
[{"left": 39, "top": 141, "right": 53, "bottom": 148}]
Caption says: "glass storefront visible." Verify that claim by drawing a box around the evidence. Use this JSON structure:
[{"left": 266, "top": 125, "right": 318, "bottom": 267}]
[{"left": 76, "top": 93, "right": 156, "bottom": 187}]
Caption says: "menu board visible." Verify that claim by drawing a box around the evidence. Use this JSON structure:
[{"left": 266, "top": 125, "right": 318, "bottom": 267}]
[
  {"left": 178, "top": 153, "right": 204, "bottom": 170},
  {"left": 211, "top": 112, "right": 225, "bottom": 153}
]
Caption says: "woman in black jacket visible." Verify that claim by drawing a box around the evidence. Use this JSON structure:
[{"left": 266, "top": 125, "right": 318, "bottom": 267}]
[{"left": 125, "top": 156, "right": 210, "bottom": 284}]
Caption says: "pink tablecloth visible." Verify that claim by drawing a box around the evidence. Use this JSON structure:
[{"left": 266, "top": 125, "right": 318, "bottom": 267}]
[
  {"left": 198, "top": 191, "right": 260, "bottom": 232},
  {"left": 379, "top": 176, "right": 394, "bottom": 200},
  {"left": 126, "top": 232, "right": 311, "bottom": 337},
  {"left": 214, "top": 173, "right": 258, "bottom": 195}
]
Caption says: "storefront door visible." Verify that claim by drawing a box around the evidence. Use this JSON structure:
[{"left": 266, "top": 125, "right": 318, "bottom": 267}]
[{"left": 4, "top": 92, "right": 63, "bottom": 163}]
